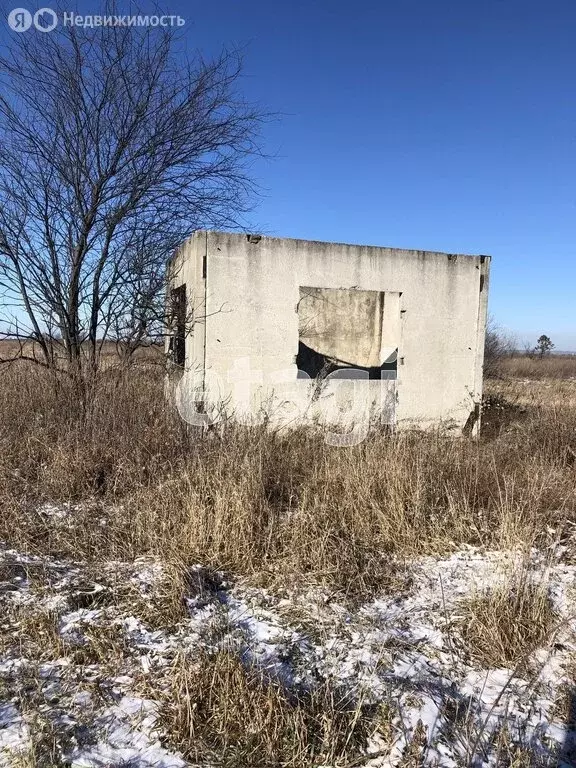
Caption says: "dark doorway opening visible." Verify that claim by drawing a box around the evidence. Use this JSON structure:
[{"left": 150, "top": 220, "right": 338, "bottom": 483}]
[{"left": 170, "top": 284, "right": 187, "bottom": 367}]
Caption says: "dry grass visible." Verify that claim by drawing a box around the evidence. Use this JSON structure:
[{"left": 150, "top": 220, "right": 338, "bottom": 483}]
[
  {"left": 73, "top": 559, "right": 194, "bottom": 631},
  {"left": 398, "top": 720, "right": 428, "bottom": 767},
  {"left": 0, "top": 361, "right": 576, "bottom": 599},
  {"left": 498, "top": 354, "right": 576, "bottom": 380},
  {"left": 1, "top": 358, "right": 575, "bottom": 767},
  {"left": 492, "top": 727, "right": 549, "bottom": 768},
  {"left": 0, "top": 665, "right": 99, "bottom": 768},
  {"left": 460, "top": 562, "right": 557, "bottom": 668},
  {"left": 0, "top": 605, "right": 63, "bottom": 662},
  {"left": 159, "top": 649, "right": 390, "bottom": 767}
]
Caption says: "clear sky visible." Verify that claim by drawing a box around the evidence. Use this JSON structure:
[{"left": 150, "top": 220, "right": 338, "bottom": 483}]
[{"left": 4, "top": 0, "right": 576, "bottom": 349}]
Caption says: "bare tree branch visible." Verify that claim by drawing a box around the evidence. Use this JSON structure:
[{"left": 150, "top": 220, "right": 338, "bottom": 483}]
[{"left": 0, "top": 8, "right": 265, "bottom": 382}]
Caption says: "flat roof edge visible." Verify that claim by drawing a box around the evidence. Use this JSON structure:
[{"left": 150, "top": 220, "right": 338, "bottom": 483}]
[{"left": 189, "top": 229, "right": 490, "bottom": 261}]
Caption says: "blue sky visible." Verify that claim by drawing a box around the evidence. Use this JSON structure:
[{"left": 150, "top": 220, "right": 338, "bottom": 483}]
[{"left": 4, "top": 1, "right": 576, "bottom": 348}]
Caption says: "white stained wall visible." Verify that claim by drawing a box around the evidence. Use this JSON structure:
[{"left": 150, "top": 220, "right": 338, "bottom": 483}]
[{"left": 169, "top": 231, "right": 490, "bottom": 433}]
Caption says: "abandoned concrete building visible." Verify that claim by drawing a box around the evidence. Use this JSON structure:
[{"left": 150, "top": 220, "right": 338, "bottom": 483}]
[{"left": 167, "top": 231, "right": 490, "bottom": 435}]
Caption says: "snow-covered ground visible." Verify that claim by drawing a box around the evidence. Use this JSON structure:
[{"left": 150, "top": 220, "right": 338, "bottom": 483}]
[{"left": 1, "top": 535, "right": 575, "bottom": 767}]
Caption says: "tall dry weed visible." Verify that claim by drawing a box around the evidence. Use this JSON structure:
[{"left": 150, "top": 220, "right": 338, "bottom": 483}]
[{"left": 1, "top": 359, "right": 575, "bottom": 596}]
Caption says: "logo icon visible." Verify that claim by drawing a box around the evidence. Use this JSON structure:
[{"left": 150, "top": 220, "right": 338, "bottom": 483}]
[
  {"left": 8, "top": 8, "right": 32, "bottom": 31},
  {"left": 33, "top": 7, "right": 57, "bottom": 31}
]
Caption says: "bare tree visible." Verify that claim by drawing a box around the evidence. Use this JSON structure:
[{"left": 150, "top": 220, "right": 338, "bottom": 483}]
[
  {"left": 483, "top": 316, "right": 517, "bottom": 378},
  {"left": 0, "top": 14, "right": 263, "bottom": 383}
]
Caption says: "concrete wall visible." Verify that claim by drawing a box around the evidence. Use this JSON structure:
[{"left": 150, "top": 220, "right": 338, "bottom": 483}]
[{"left": 168, "top": 230, "right": 490, "bottom": 435}]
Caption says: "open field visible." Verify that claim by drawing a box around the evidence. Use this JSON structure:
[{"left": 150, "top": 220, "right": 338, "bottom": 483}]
[
  {"left": 498, "top": 354, "right": 576, "bottom": 381},
  {"left": 1, "top": 358, "right": 576, "bottom": 766}
]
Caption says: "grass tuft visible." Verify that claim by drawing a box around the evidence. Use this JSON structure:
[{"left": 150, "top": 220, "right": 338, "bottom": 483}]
[
  {"left": 160, "top": 649, "right": 390, "bottom": 767},
  {"left": 460, "top": 563, "right": 557, "bottom": 668}
]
